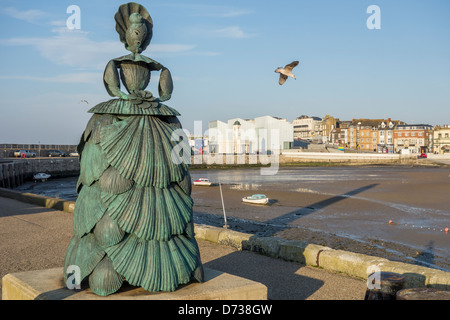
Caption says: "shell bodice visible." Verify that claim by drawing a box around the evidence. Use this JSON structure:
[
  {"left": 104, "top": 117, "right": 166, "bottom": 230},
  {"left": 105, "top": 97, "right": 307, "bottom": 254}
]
[{"left": 119, "top": 60, "right": 151, "bottom": 93}]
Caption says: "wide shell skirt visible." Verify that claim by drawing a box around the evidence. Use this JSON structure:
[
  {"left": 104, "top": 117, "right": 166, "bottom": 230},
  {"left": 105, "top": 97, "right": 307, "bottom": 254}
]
[{"left": 63, "top": 99, "right": 202, "bottom": 296}]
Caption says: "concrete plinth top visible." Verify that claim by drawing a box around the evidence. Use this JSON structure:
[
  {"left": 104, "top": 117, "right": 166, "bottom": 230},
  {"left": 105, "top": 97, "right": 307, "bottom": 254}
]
[{"left": 2, "top": 267, "right": 267, "bottom": 300}]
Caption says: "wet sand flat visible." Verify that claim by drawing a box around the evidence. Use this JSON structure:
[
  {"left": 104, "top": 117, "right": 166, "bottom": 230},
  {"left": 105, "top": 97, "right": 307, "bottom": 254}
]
[{"left": 190, "top": 166, "right": 450, "bottom": 271}]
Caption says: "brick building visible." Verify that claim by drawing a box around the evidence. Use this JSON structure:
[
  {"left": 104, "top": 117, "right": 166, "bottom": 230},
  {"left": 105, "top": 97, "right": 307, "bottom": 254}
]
[
  {"left": 348, "top": 119, "right": 403, "bottom": 152},
  {"left": 394, "top": 124, "right": 433, "bottom": 154}
]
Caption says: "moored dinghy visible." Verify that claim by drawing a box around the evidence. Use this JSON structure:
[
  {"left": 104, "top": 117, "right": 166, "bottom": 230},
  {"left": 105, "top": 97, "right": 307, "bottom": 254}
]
[
  {"left": 193, "top": 178, "right": 212, "bottom": 186},
  {"left": 242, "top": 194, "right": 269, "bottom": 205},
  {"left": 33, "top": 173, "right": 51, "bottom": 182}
]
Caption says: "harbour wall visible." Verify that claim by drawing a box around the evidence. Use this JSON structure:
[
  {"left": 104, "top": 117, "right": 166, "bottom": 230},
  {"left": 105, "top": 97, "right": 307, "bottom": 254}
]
[
  {"left": 189, "top": 151, "right": 439, "bottom": 166},
  {"left": 0, "top": 144, "right": 77, "bottom": 158},
  {"left": 0, "top": 158, "right": 80, "bottom": 189}
]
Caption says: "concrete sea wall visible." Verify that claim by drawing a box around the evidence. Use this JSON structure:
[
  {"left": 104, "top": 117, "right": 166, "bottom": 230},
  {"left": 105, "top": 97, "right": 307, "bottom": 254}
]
[{"left": 190, "top": 151, "right": 429, "bottom": 166}]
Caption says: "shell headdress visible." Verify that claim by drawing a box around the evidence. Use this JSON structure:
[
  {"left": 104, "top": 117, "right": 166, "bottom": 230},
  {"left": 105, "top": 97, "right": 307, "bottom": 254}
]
[{"left": 115, "top": 2, "right": 153, "bottom": 52}]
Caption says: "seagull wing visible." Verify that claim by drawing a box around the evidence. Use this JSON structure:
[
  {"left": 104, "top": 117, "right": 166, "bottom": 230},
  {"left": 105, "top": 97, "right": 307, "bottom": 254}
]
[
  {"left": 284, "top": 61, "right": 299, "bottom": 71},
  {"left": 279, "top": 74, "right": 288, "bottom": 85}
]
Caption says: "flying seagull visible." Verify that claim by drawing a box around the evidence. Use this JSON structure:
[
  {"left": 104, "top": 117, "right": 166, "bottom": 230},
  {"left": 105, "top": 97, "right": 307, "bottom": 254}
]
[{"left": 275, "top": 61, "right": 299, "bottom": 85}]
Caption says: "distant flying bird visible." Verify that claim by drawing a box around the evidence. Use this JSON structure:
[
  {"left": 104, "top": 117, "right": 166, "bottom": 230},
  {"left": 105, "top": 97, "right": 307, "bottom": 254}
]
[
  {"left": 275, "top": 61, "right": 299, "bottom": 85},
  {"left": 80, "top": 100, "right": 89, "bottom": 104}
]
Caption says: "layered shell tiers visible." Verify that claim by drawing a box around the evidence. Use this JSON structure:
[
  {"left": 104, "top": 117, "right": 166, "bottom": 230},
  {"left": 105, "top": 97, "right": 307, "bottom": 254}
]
[{"left": 64, "top": 88, "right": 203, "bottom": 297}]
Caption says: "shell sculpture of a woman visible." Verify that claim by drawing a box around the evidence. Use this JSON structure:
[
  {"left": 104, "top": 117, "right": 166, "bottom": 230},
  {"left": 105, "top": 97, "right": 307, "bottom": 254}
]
[{"left": 63, "top": 2, "right": 204, "bottom": 296}]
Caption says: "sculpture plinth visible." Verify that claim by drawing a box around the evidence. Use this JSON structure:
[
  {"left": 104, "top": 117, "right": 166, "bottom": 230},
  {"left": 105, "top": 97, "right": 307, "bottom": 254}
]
[{"left": 3, "top": 267, "right": 267, "bottom": 300}]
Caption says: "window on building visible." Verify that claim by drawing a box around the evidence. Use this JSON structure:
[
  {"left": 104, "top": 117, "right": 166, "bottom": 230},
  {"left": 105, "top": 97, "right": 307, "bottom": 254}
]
[{"left": 446, "top": 133, "right": 449, "bottom": 138}]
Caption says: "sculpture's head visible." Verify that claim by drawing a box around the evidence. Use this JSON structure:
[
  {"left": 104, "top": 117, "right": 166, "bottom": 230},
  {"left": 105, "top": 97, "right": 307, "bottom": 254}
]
[
  {"left": 125, "top": 13, "right": 147, "bottom": 53},
  {"left": 115, "top": 3, "right": 153, "bottom": 53}
]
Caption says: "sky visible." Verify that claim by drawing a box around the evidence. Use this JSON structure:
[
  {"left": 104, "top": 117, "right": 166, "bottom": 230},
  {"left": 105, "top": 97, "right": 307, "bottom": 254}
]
[{"left": 0, "top": 0, "right": 449, "bottom": 144}]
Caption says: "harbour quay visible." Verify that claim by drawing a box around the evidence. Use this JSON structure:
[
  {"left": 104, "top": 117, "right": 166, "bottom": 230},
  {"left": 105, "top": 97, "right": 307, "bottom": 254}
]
[
  {"left": 0, "top": 158, "right": 80, "bottom": 189},
  {"left": 0, "top": 143, "right": 77, "bottom": 158}
]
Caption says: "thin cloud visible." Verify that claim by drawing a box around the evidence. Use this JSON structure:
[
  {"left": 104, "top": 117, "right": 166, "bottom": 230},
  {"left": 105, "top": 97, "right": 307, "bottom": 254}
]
[
  {"left": 1, "top": 31, "right": 121, "bottom": 70},
  {"left": 0, "top": 72, "right": 102, "bottom": 84},
  {"left": 156, "top": 3, "right": 253, "bottom": 18},
  {"left": 2, "top": 7, "right": 48, "bottom": 23},
  {"left": 208, "top": 26, "right": 257, "bottom": 39},
  {"left": 220, "top": 10, "right": 253, "bottom": 18},
  {"left": 196, "top": 9, "right": 253, "bottom": 18},
  {"left": 150, "top": 44, "right": 196, "bottom": 53},
  {"left": 1, "top": 28, "right": 197, "bottom": 70}
]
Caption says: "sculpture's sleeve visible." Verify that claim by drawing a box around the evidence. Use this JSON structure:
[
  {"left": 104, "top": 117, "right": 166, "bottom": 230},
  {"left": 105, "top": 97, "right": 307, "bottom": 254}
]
[
  {"left": 158, "top": 67, "right": 173, "bottom": 102},
  {"left": 103, "top": 60, "right": 127, "bottom": 99}
]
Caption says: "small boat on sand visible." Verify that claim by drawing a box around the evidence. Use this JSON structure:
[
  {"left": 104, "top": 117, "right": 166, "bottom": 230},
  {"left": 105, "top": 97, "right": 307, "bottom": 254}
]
[
  {"left": 242, "top": 194, "right": 269, "bottom": 205},
  {"left": 33, "top": 172, "right": 51, "bottom": 182},
  {"left": 193, "top": 178, "right": 213, "bottom": 186}
]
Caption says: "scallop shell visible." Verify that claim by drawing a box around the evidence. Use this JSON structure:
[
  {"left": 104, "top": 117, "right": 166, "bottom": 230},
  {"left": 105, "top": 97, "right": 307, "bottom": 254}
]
[
  {"left": 115, "top": 2, "right": 153, "bottom": 52},
  {"left": 78, "top": 142, "right": 109, "bottom": 187},
  {"left": 103, "top": 59, "right": 121, "bottom": 98},
  {"left": 177, "top": 170, "right": 192, "bottom": 196},
  {"left": 88, "top": 99, "right": 181, "bottom": 116},
  {"left": 89, "top": 255, "right": 124, "bottom": 296},
  {"left": 84, "top": 114, "right": 119, "bottom": 144},
  {"left": 94, "top": 212, "right": 125, "bottom": 248},
  {"left": 158, "top": 68, "right": 173, "bottom": 101},
  {"left": 63, "top": 234, "right": 105, "bottom": 283},
  {"left": 98, "top": 166, "right": 134, "bottom": 195},
  {"left": 120, "top": 61, "right": 151, "bottom": 93},
  {"left": 105, "top": 234, "right": 199, "bottom": 292},
  {"left": 101, "top": 184, "right": 193, "bottom": 241},
  {"left": 73, "top": 183, "right": 106, "bottom": 237},
  {"left": 100, "top": 116, "right": 188, "bottom": 188},
  {"left": 162, "top": 116, "right": 182, "bottom": 129},
  {"left": 84, "top": 114, "right": 101, "bottom": 142}
]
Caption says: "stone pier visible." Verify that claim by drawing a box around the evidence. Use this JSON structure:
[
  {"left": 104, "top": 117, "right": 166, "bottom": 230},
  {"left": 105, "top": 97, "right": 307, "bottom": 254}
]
[{"left": 0, "top": 158, "right": 80, "bottom": 189}]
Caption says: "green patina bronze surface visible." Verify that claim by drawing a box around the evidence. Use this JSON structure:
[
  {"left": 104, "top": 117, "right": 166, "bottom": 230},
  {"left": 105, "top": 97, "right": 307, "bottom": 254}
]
[{"left": 63, "top": 2, "right": 204, "bottom": 296}]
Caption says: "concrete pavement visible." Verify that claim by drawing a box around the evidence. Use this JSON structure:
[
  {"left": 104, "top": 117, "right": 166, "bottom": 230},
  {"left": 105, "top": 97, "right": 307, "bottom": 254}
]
[{"left": 0, "top": 195, "right": 368, "bottom": 300}]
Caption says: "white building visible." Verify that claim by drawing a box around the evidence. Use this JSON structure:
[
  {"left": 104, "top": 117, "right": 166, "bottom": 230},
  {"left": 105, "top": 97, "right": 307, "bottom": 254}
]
[{"left": 208, "top": 116, "right": 293, "bottom": 154}]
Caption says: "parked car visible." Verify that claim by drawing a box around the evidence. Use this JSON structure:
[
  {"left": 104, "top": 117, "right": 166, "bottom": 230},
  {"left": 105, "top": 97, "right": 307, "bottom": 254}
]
[
  {"left": 69, "top": 151, "right": 79, "bottom": 157},
  {"left": 48, "top": 150, "right": 67, "bottom": 157},
  {"left": 14, "top": 150, "right": 36, "bottom": 158},
  {"left": 418, "top": 153, "right": 427, "bottom": 159}
]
